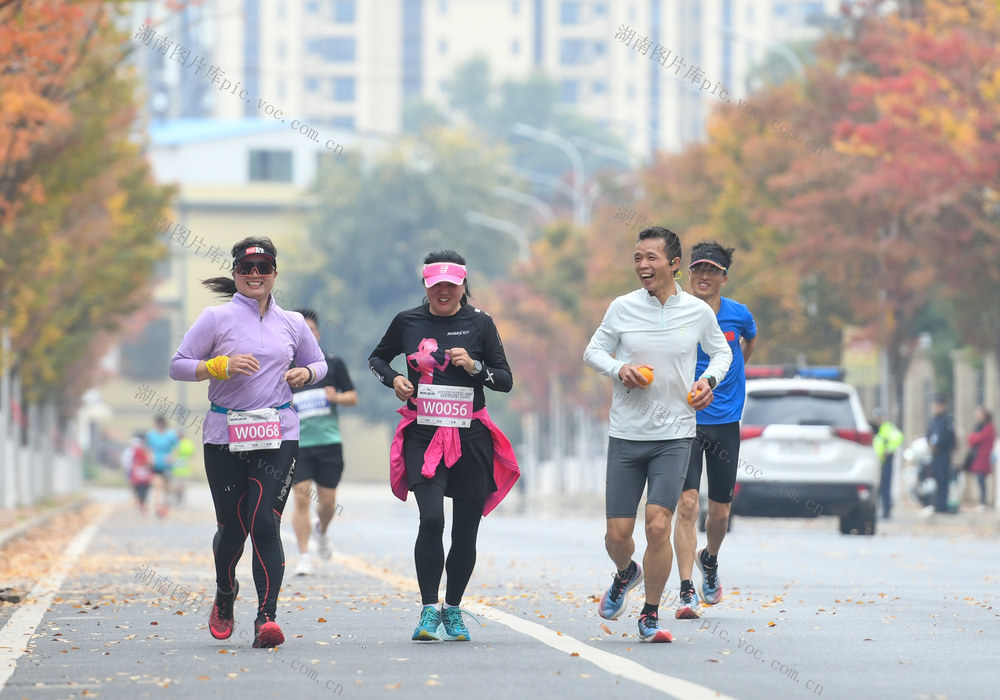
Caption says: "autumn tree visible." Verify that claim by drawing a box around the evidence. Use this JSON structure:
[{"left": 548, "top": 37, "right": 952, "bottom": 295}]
[
  {"left": 769, "top": 0, "right": 1000, "bottom": 419},
  {"left": 0, "top": 1, "right": 173, "bottom": 410}
]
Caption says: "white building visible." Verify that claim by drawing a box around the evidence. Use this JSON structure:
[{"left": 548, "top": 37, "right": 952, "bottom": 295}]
[{"left": 128, "top": 0, "right": 845, "bottom": 160}]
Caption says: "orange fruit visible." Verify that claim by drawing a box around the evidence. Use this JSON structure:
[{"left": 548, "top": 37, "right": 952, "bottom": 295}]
[
  {"left": 687, "top": 388, "right": 703, "bottom": 406},
  {"left": 637, "top": 367, "right": 654, "bottom": 386}
]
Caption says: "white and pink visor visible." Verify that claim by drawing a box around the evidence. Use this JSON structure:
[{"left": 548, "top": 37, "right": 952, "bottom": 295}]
[{"left": 422, "top": 263, "right": 467, "bottom": 288}]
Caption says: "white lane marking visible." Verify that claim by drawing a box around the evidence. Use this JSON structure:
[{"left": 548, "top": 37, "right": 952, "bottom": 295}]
[
  {"left": 329, "top": 551, "right": 735, "bottom": 700},
  {"left": 0, "top": 508, "right": 109, "bottom": 689}
]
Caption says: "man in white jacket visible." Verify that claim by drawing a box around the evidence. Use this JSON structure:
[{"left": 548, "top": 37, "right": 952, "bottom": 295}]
[{"left": 584, "top": 226, "right": 732, "bottom": 643}]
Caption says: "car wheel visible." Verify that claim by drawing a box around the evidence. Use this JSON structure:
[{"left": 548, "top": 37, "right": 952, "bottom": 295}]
[{"left": 839, "top": 505, "right": 876, "bottom": 536}]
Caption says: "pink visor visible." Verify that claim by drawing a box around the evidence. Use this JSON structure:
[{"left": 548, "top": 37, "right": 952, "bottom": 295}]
[{"left": 423, "top": 262, "right": 467, "bottom": 287}]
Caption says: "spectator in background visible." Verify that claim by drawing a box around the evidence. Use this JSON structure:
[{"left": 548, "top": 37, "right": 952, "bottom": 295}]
[
  {"left": 966, "top": 406, "right": 996, "bottom": 512},
  {"left": 870, "top": 409, "right": 904, "bottom": 520},
  {"left": 926, "top": 395, "right": 956, "bottom": 515}
]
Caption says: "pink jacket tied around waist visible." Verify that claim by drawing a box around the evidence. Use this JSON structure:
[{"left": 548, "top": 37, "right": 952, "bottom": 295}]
[{"left": 389, "top": 406, "right": 520, "bottom": 516}]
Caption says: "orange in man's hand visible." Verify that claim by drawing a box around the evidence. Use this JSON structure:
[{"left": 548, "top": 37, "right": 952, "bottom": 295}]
[
  {"left": 687, "top": 388, "right": 703, "bottom": 406},
  {"left": 637, "top": 367, "right": 654, "bottom": 386}
]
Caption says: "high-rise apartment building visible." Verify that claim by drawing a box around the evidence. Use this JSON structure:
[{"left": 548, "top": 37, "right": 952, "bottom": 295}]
[{"left": 129, "top": 0, "right": 844, "bottom": 159}]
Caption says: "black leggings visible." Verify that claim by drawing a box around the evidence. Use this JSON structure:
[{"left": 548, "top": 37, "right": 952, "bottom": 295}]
[
  {"left": 204, "top": 441, "right": 297, "bottom": 620},
  {"left": 412, "top": 482, "right": 486, "bottom": 606}
]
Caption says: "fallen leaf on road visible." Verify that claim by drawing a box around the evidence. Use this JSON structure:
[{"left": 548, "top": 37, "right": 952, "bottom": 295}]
[
  {"left": 600, "top": 624, "right": 612, "bottom": 635},
  {"left": 570, "top": 652, "right": 579, "bottom": 657},
  {"left": 386, "top": 682, "right": 401, "bottom": 689}
]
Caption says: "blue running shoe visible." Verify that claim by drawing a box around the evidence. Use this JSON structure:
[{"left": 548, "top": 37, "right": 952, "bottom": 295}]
[
  {"left": 441, "top": 606, "right": 470, "bottom": 641},
  {"left": 674, "top": 586, "right": 701, "bottom": 620},
  {"left": 637, "top": 612, "right": 673, "bottom": 643},
  {"left": 696, "top": 547, "right": 723, "bottom": 605},
  {"left": 412, "top": 605, "right": 444, "bottom": 641},
  {"left": 598, "top": 561, "right": 642, "bottom": 620}
]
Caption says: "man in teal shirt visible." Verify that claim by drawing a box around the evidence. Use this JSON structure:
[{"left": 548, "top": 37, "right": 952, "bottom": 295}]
[
  {"left": 289, "top": 309, "right": 357, "bottom": 575},
  {"left": 871, "top": 408, "right": 904, "bottom": 519}
]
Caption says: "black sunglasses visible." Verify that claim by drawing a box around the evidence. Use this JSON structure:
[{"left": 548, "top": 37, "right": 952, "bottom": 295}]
[{"left": 235, "top": 259, "right": 275, "bottom": 276}]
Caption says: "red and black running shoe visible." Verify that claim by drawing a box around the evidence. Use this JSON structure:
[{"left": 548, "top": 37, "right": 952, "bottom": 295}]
[
  {"left": 208, "top": 580, "right": 239, "bottom": 640},
  {"left": 253, "top": 613, "right": 284, "bottom": 648}
]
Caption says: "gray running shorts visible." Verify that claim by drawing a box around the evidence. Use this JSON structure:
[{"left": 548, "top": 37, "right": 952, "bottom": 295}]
[{"left": 605, "top": 437, "right": 694, "bottom": 518}]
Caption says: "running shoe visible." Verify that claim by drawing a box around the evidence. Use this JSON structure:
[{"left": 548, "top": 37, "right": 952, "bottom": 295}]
[
  {"left": 598, "top": 561, "right": 643, "bottom": 620},
  {"left": 294, "top": 553, "right": 314, "bottom": 576},
  {"left": 696, "top": 547, "right": 723, "bottom": 605},
  {"left": 314, "top": 519, "right": 332, "bottom": 560},
  {"left": 637, "top": 611, "right": 673, "bottom": 643},
  {"left": 253, "top": 613, "right": 284, "bottom": 648},
  {"left": 441, "top": 606, "right": 471, "bottom": 641},
  {"left": 208, "top": 580, "right": 239, "bottom": 640},
  {"left": 674, "top": 586, "right": 701, "bottom": 620},
  {"left": 412, "top": 605, "right": 445, "bottom": 641}
]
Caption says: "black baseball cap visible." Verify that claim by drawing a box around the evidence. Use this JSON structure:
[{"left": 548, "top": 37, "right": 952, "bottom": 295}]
[{"left": 689, "top": 247, "right": 728, "bottom": 273}]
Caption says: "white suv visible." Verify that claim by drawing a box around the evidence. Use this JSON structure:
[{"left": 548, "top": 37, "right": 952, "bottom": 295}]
[{"left": 732, "top": 373, "right": 878, "bottom": 535}]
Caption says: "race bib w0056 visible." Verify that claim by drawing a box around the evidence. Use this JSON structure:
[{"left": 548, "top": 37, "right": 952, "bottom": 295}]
[
  {"left": 416, "top": 384, "right": 474, "bottom": 428},
  {"left": 227, "top": 407, "right": 282, "bottom": 452}
]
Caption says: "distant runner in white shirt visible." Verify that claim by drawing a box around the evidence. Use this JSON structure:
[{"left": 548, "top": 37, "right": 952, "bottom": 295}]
[{"left": 584, "top": 226, "right": 732, "bottom": 644}]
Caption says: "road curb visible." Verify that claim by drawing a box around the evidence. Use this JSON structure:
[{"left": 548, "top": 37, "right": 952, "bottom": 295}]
[{"left": 0, "top": 495, "right": 91, "bottom": 552}]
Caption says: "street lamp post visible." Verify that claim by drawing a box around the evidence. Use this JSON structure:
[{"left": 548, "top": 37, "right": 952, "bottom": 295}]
[
  {"left": 465, "top": 212, "right": 530, "bottom": 262},
  {"left": 510, "top": 123, "right": 586, "bottom": 226},
  {"left": 492, "top": 185, "right": 556, "bottom": 225},
  {"left": 713, "top": 25, "right": 806, "bottom": 82}
]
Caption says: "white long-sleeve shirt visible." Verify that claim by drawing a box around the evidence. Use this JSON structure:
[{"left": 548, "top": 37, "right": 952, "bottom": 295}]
[{"left": 584, "top": 284, "right": 733, "bottom": 441}]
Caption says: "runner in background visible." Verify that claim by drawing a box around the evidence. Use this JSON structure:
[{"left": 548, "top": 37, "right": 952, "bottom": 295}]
[
  {"left": 124, "top": 433, "right": 153, "bottom": 515},
  {"left": 146, "top": 415, "right": 178, "bottom": 518},
  {"left": 368, "top": 249, "right": 519, "bottom": 642},
  {"left": 584, "top": 227, "right": 732, "bottom": 643},
  {"left": 170, "top": 236, "right": 327, "bottom": 649},
  {"left": 290, "top": 308, "right": 357, "bottom": 576},
  {"left": 673, "top": 241, "right": 757, "bottom": 619},
  {"left": 171, "top": 431, "right": 195, "bottom": 507}
]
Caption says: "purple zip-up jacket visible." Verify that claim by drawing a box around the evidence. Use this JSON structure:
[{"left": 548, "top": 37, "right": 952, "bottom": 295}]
[{"left": 170, "top": 293, "right": 328, "bottom": 444}]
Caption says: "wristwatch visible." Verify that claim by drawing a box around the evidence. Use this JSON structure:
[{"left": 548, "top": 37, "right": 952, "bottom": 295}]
[
  {"left": 703, "top": 375, "right": 717, "bottom": 389},
  {"left": 469, "top": 360, "right": 483, "bottom": 376}
]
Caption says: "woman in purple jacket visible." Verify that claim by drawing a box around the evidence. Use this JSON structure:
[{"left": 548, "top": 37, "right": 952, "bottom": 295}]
[{"left": 170, "top": 237, "right": 327, "bottom": 648}]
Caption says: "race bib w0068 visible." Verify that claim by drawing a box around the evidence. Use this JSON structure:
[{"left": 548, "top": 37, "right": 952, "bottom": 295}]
[
  {"left": 227, "top": 407, "right": 282, "bottom": 452},
  {"left": 415, "top": 384, "right": 474, "bottom": 428}
]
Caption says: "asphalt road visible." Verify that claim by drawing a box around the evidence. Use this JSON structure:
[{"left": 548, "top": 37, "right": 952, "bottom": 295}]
[{"left": 1, "top": 482, "right": 997, "bottom": 700}]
